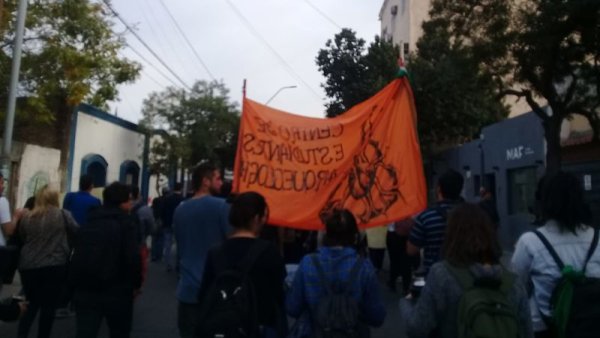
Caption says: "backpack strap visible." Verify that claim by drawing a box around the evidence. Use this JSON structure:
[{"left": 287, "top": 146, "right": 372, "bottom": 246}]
[
  {"left": 533, "top": 230, "right": 565, "bottom": 271},
  {"left": 344, "top": 257, "right": 364, "bottom": 295},
  {"left": 582, "top": 227, "right": 599, "bottom": 274},
  {"left": 311, "top": 254, "right": 333, "bottom": 295}
]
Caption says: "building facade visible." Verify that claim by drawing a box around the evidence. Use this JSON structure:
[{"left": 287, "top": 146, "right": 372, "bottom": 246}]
[
  {"left": 434, "top": 111, "right": 600, "bottom": 252},
  {"left": 379, "top": 0, "right": 431, "bottom": 59}
]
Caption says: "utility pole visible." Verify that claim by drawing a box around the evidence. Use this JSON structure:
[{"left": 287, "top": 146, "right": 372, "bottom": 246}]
[{"left": 2, "top": 0, "right": 29, "bottom": 183}]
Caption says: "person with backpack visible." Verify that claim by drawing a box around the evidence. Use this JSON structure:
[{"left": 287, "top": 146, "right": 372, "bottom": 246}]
[
  {"left": 400, "top": 203, "right": 532, "bottom": 338},
  {"left": 70, "top": 182, "right": 142, "bottom": 338},
  {"left": 511, "top": 171, "right": 600, "bottom": 338},
  {"left": 13, "top": 185, "right": 78, "bottom": 338},
  {"left": 407, "top": 169, "right": 464, "bottom": 275},
  {"left": 286, "top": 209, "right": 386, "bottom": 338},
  {"left": 197, "top": 191, "right": 286, "bottom": 338}
]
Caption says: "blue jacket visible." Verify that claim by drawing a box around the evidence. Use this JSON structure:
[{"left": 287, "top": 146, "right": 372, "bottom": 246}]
[{"left": 286, "top": 247, "right": 386, "bottom": 335}]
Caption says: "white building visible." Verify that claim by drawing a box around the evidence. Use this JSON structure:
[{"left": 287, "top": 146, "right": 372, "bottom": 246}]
[{"left": 379, "top": 0, "right": 431, "bottom": 60}]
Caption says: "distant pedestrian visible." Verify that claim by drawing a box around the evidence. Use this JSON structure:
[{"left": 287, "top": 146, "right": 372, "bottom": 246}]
[
  {"left": 62, "top": 174, "right": 101, "bottom": 227},
  {"left": 478, "top": 186, "right": 499, "bottom": 227},
  {"left": 198, "top": 192, "right": 286, "bottom": 338},
  {"left": 16, "top": 185, "right": 78, "bottom": 338},
  {"left": 150, "top": 187, "right": 168, "bottom": 262},
  {"left": 173, "top": 163, "right": 230, "bottom": 338},
  {"left": 286, "top": 209, "right": 386, "bottom": 337},
  {"left": 161, "top": 182, "right": 184, "bottom": 271},
  {"left": 0, "top": 173, "right": 14, "bottom": 247},
  {"left": 70, "top": 182, "right": 142, "bottom": 338},
  {"left": 365, "top": 225, "right": 387, "bottom": 273},
  {"left": 131, "top": 186, "right": 155, "bottom": 285},
  {"left": 388, "top": 218, "right": 420, "bottom": 294},
  {"left": 512, "top": 172, "right": 600, "bottom": 338},
  {"left": 407, "top": 170, "right": 464, "bottom": 275},
  {"left": 401, "top": 203, "right": 532, "bottom": 338}
]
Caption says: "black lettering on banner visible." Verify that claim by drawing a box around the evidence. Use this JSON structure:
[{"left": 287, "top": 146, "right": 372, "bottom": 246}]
[
  {"left": 241, "top": 161, "right": 338, "bottom": 193},
  {"left": 333, "top": 143, "right": 344, "bottom": 162}
]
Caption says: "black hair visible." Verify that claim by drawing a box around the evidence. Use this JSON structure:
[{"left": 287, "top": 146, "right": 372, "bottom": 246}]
[
  {"left": 79, "top": 174, "right": 94, "bottom": 191},
  {"left": 191, "top": 163, "right": 217, "bottom": 192},
  {"left": 542, "top": 171, "right": 588, "bottom": 233},
  {"left": 438, "top": 169, "right": 464, "bottom": 200},
  {"left": 131, "top": 185, "right": 140, "bottom": 199},
  {"left": 229, "top": 191, "right": 267, "bottom": 230},
  {"left": 103, "top": 182, "right": 131, "bottom": 208},
  {"left": 322, "top": 209, "right": 359, "bottom": 247}
]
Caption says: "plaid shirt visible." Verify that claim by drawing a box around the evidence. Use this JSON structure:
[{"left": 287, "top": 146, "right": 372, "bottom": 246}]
[{"left": 286, "top": 247, "right": 386, "bottom": 330}]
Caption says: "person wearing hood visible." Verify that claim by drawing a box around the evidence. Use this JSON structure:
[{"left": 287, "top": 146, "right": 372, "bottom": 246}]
[
  {"left": 286, "top": 209, "right": 386, "bottom": 337},
  {"left": 400, "top": 203, "right": 532, "bottom": 338}
]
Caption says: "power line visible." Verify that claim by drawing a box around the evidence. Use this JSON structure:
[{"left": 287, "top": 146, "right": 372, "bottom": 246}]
[
  {"left": 302, "top": 0, "right": 341, "bottom": 30},
  {"left": 158, "top": 0, "right": 216, "bottom": 81},
  {"left": 101, "top": 0, "right": 192, "bottom": 90},
  {"left": 124, "top": 43, "right": 181, "bottom": 89},
  {"left": 224, "top": 0, "right": 322, "bottom": 101},
  {"left": 142, "top": 0, "right": 194, "bottom": 80}
]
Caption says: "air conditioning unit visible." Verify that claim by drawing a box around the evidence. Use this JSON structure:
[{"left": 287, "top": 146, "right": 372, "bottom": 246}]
[{"left": 391, "top": 5, "right": 398, "bottom": 15}]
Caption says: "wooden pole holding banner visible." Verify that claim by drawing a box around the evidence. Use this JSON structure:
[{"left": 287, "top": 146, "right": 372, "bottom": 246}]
[{"left": 233, "top": 79, "right": 247, "bottom": 193}]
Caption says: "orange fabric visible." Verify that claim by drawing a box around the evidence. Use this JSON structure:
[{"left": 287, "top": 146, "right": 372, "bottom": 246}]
[{"left": 233, "top": 78, "right": 426, "bottom": 230}]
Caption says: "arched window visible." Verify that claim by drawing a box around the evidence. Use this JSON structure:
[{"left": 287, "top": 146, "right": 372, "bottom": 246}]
[
  {"left": 120, "top": 160, "right": 140, "bottom": 186},
  {"left": 81, "top": 154, "right": 108, "bottom": 188}
]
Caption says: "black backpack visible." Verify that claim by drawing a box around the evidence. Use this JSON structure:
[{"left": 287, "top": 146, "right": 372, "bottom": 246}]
[
  {"left": 197, "top": 241, "right": 269, "bottom": 338},
  {"left": 311, "top": 254, "right": 363, "bottom": 338},
  {"left": 533, "top": 228, "right": 600, "bottom": 338},
  {"left": 69, "top": 213, "right": 125, "bottom": 290}
]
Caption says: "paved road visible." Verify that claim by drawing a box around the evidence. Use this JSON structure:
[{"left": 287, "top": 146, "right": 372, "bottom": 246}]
[{"left": 1, "top": 260, "right": 406, "bottom": 338}]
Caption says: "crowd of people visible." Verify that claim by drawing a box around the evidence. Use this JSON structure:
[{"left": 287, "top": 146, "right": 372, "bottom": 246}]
[{"left": 0, "top": 163, "right": 598, "bottom": 338}]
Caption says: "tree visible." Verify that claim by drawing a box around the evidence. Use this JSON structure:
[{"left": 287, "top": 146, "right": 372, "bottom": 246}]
[
  {"left": 408, "top": 1, "right": 510, "bottom": 152},
  {"left": 1, "top": 0, "right": 140, "bottom": 183},
  {"left": 140, "top": 80, "right": 240, "bottom": 179},
  {"left": 316, "top": 29, "right": 399, "bottom": 117},
  {"left": 423, "top": 0, "right": 600, "bottom": 173}
]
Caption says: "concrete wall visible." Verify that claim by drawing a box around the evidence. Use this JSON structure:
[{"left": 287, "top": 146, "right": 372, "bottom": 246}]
[
  {"left": 16, "top": 144, "right": 61, "bottom": 208},
  {"left": 67, "top": 105, "right": 148, "bottom": 197},
  {"left": 380, "top": 0, "right": 431, "bottom": 58}
]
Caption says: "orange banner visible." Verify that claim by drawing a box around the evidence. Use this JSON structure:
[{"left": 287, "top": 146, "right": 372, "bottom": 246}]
[{"left": 233, "top": 78, "right": 426, "bottom": 230}]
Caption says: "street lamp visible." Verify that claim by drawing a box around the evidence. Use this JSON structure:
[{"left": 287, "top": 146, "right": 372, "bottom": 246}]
[{"left": 265, "top": 85, "right": 297, "bottom": 105}]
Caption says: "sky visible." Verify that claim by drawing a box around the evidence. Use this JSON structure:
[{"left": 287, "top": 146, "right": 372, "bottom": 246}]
[{"left": 107, "top": 0, "right": 384, "bottom": 123}]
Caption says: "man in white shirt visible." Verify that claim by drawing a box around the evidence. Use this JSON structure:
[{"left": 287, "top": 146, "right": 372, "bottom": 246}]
[{"left": 0, "top": 173, "right": 12, "bottom": 247}]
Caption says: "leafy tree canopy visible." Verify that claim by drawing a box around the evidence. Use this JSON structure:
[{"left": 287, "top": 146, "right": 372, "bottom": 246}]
[
  {"left": 316, "top": 28, "right": 399, "bottom": 117},
  {"left": 140, "top": 80, "right": 240, "bottom": 177}
]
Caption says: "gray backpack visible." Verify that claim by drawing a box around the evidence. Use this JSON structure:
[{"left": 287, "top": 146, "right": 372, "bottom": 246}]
[{"left": 311, "top": 255, "right": 363, "bottom": 338}]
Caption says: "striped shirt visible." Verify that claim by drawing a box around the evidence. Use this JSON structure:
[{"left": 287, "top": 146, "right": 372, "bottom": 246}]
[{"left": 409, "top": 200, "right": 460, "bottom": 273}]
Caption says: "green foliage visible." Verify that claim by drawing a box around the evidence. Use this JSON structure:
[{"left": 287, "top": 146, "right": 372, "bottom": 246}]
[
  {"left": 140, "top": 81, "right": 240, "bottom": 177},
  {"left": 409, "top": 0, "right": 510, "bottom": 151},
  {"left": 421, "top": 0, "right": 600, "bottom": 171},
  {"left": 0, "top": 0, "right": 140, "bottom": 123},
  {"left": 316, "top": 28, "right": 399, "bottom": 117}
]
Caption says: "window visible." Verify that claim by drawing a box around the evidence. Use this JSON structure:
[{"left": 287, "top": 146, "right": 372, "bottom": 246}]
[
  {"left": 81, "top": 154, "right": 108, "bottom": 188},
  {"left": 508, "top": 167, "right": 537, "bottom": 214},
  {"left": 404, "top": 43, "right": 410, "bottom": 57},
  {"left": 120, "top": 160, "right": 140, "bottom": 187}
]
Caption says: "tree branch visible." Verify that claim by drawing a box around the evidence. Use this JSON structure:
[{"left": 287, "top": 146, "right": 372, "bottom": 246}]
[{"left": 498, "top": 88, "right": 549, "bottom": 121}]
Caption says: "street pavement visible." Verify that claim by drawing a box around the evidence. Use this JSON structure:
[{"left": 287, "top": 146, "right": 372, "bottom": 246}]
[{"left": 1, "top": 260, "right": 407, "bottom": 338}]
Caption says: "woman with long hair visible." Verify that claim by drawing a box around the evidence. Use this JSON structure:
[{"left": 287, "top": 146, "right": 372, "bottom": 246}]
[
  {"left": 512, "top": 172, "right": 599, "bottom": 338},
  {"left": 15, "top": 185, "right": 78, "bottom": 338},
  {"left": 401, "top": 203, "right": 532, "bottom": 338}
]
